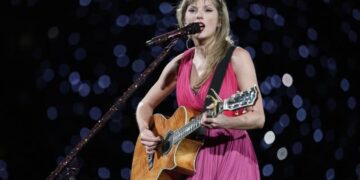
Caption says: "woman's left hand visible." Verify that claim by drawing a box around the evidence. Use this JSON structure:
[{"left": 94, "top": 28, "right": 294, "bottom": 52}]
[
  {"left": 200, "top": 103, "right": 231, "bottom": 129},
  {"left": 201, "top": 113, "right": 226, "bottom": 129}
]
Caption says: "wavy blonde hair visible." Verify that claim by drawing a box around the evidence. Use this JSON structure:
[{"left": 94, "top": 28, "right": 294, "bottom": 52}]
[{"left": 176, "top": 0, "right": 234, "bottom": 89}]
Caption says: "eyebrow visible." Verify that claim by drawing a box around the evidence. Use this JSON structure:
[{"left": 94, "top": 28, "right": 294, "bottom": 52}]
[{"left": 188, "top": 4, "right": 215, "bottom": 9}]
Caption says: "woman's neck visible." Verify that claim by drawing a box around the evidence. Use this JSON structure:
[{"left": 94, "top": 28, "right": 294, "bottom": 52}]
[{"left": 193, "top": 37, "right": 216, "bottom": 60}]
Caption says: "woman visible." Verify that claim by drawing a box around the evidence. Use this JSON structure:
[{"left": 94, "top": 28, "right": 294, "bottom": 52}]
[{"left": 135, "top": 0, "right": 265, "bottom": 179}]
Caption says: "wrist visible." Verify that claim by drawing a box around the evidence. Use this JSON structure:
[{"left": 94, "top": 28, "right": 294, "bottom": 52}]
[{"left": 139, "top": 126, "right": 149, "bottom": 132}]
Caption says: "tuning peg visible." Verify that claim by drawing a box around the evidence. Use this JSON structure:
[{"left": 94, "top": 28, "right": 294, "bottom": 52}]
[{"left": 242, "top": 109, "right": 247, "bottom": 114}]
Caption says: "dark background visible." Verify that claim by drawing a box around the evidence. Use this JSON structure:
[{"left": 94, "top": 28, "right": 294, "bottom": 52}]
[{"left": 1, "top": 0, "right": 359, "bottom": 179}]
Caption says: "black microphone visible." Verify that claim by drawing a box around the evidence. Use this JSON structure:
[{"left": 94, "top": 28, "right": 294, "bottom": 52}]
[{"left": 146, "top": 22, "right": 203, "bottom": 46}]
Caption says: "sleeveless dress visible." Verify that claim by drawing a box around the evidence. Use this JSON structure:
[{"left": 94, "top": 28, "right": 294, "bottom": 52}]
[{"left": 176, "top": 48, "right": 260, "bottom": 180}]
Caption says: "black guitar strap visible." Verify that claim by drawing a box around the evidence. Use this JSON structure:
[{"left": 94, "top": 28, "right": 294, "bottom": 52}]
[
  {"left": 202, "top": 45, "right": 236, "bottom": 111},
  {"left": 192, "top": 45, "right": 235, "bottom": 140}
]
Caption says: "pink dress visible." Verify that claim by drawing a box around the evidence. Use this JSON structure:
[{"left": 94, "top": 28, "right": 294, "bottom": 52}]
[{"left": 176, "top": 48, "right": 260, "bottom": 180}]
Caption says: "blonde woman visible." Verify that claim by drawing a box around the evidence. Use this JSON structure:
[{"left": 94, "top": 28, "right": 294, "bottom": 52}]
[{"left": 136, "top": 0, "right": 265, "bottom": 179}]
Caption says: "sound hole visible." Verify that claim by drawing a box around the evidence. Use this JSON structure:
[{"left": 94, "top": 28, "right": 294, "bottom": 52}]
[{"left": 161, "top": 131, "right": 173, "bottom": 155}]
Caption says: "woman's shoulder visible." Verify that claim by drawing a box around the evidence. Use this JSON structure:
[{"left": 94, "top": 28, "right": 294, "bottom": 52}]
[
  {"left": 171, "top": 47, "right": 195, "bottom": 64},
  {"left": 180, "top": 47, "right": 195, "bottom": 60},
  {"left": 230, "top": 46, "right": 255, "bottom": 70},
  {"left": 231, "top": 46, "right": 251, "bottom": 58},
  {"left": 231, "top": 46, "right": 253, "bottom": 63},
  {"left": 164, "top": 47, "right": 194, "bottom": 70}
]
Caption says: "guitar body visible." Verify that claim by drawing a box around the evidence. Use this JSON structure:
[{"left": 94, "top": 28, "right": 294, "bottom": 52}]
[{"left": 131, "top": 106, "right": 203, "bottom": 180}]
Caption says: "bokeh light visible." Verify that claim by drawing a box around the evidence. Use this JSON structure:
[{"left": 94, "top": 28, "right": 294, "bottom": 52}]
[
  {"left": 264, "top": 131, "right": 276, "bottom": 145},
  {"left": 3, "top": 0, "right": 359, "bottom": 179},
  {"left": 262, "top": 164, "right": 274, "bottom": 177},
  {"left": 98, "top": 167, "right": 111, "bottom": 179}
]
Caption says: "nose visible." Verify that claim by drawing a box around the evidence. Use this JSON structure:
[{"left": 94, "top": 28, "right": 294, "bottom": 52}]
[{"left": 196, "top": 10, "right": 203, "bottom": 19}]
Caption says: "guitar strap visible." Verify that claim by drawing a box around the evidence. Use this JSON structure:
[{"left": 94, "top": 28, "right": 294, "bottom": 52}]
[
  {"left": 202, "top": 45, "right": 236, "bottom": 111},
  {"left": 193, "top": 45, "right": 235, "bottom": 139}
]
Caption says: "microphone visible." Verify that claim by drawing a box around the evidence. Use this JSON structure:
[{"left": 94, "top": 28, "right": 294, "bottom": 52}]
[{"left": 146, "top": 22, "right": 203, "bottom": 46}]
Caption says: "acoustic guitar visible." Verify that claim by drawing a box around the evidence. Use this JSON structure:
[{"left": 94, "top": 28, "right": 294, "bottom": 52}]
[{"left": 131, "top": 86, "right": 258, "bottom": 180}]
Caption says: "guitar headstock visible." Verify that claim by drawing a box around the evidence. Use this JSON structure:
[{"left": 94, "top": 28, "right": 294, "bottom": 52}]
[
  {"left": 205, "top": 85, "right": 259, "bottom": 118},
  {"left": 222, "top": 85, "right": 258, "bottom": 111}
]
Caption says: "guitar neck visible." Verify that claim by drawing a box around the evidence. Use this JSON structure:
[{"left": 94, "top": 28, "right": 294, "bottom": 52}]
[
  {"left": 171, "top": 103, "right": 224, "bottom": 143},
  {"left": 170, "top": 85, "right": 258, "bottom": 144},
  {"left": 172, "top": 113, "right": 203, "bottom": 144}
]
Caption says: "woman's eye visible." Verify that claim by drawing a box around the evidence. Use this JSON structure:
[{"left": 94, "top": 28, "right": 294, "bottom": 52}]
[
  {"left": 205, "top": 9, "right": 213, "bottom": 12},
  {"left": 188, "top": 9, "right": 196, "bottom": 13}
]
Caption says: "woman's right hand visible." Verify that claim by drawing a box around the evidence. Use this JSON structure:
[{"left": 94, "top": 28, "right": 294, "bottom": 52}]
[{"left": 140, "top": 128, "right": 162, "bottom": 154}]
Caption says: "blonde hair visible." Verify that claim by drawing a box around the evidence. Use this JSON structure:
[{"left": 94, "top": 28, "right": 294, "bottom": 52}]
[{"left": 176, "top": 0, "right": 234, "bottom": 89}]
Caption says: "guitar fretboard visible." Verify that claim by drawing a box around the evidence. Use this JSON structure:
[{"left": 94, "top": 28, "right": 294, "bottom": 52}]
[
  {"left": 168, "top": 85, "right": 258, "bottom": 145},
  {"left": 172, "top": 114, "right": 202, "bottom": 144}
]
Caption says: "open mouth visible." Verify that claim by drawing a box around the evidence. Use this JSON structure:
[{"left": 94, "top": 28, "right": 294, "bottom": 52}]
[{"left": 198, "top": 22, "right": 205, "bottom": 31}]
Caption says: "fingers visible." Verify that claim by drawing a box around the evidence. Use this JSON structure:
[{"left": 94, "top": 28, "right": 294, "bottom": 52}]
[
  {"left": 144, "top": 144, "right": 158, "bottom": 154},
  {"left": 140, "top": 129, "right": 161, "bottom": 154},
  {"left": 140, "top": 135, "right": 161, "bottom": 142},
  {"left": 141, "top": 140, "right": 159, "bottom": 154},
  {"left": 206, "top": 103, "right": 215, "bottom": 110},
  {"left": 202, "top": 123, "right": 213, "bottom": 129},
  {"left": 140, "top": 129, "right": 161, "bottom": 141},
  {"left": 201, "top": 113, "right": 216, "bottom": 129}
]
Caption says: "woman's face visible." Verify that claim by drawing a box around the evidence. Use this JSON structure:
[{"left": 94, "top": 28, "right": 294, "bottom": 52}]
[{"left": 184, "top": 0, "right": 219, "bottom": 42}]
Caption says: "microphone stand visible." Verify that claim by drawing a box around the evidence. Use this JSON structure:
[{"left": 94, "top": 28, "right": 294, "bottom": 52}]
[{"left": 46, "top": 39, "right": 178, "bottom": 180}]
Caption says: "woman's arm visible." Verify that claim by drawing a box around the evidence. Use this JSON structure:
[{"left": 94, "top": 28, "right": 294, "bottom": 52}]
[
  {"left": 135, "top": 54, "right": 181, "bottom": 153},
  {"left": 136, "top": 54, "right": 180, "bottom": 131},
  {"left": 202, "top": 47, "right": 265, "bottom": 129}
]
